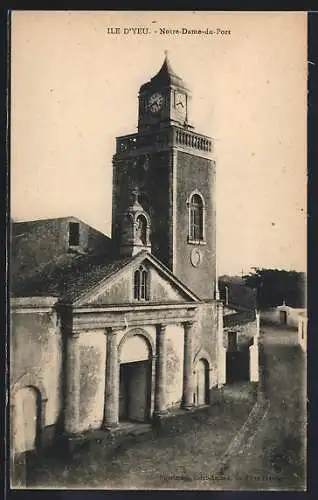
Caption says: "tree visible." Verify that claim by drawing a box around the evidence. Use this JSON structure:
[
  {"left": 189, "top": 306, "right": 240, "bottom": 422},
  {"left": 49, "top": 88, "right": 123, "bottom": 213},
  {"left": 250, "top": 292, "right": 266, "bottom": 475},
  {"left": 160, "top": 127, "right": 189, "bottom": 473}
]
[
  {"left": 218, "top": 275, "right": 256, "bottom": 310},
  {"left": 243, "top": 268, "right": 306, "bottom": 309}
]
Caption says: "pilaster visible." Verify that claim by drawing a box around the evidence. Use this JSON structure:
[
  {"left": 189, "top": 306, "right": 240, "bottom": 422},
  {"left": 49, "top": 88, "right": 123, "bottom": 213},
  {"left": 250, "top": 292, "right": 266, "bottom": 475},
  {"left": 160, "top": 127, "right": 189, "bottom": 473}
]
[
  {"left": 182, "top": 321, "right": 195, "bottom": 409},
  {"left": 103, "top": 328, "right": 119, "bottom": 428},
  {"left": 65, "top": 332, "right": 81, "bottom": 435},
  {"left": 154, "top": 323, "right": 167, "bottom": 418}
]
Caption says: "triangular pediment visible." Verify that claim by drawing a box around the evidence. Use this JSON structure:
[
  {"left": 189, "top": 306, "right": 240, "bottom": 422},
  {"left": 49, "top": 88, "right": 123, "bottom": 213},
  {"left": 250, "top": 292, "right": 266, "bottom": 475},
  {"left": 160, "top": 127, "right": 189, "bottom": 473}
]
[{"left": 73, "top": 251, "right": 200, "bottom": 306}]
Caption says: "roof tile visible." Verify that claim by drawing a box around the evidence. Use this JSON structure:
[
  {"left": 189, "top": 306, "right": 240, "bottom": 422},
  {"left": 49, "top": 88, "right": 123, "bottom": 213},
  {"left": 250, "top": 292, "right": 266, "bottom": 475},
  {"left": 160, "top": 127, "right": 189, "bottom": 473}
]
[{"left": 12, "top": 252, "right": 133, "bottom": 302}]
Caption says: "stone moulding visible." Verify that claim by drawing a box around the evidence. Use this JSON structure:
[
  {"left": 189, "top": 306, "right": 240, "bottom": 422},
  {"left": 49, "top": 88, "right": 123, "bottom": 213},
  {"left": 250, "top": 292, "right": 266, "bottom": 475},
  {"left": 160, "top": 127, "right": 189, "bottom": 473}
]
[{"left": 11, "top": 296, "right": 57, "bottom": 313}]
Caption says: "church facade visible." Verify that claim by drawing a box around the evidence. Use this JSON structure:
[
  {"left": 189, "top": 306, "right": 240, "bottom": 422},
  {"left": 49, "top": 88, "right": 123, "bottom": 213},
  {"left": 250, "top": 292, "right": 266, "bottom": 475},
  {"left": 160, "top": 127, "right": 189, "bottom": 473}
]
[{"left": 10, "top": 55, "right": 258, "bottom": 467}]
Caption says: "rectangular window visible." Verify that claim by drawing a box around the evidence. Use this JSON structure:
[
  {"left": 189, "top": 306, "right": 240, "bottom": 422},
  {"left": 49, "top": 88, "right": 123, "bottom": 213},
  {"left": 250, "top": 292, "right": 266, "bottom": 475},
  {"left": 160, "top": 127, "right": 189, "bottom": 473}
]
[
  {"left": 69, "top": 222, "right": 80, "bottom": 246},
  {"left": 190, "top": 206, "right": 203, "bottom": 241}
]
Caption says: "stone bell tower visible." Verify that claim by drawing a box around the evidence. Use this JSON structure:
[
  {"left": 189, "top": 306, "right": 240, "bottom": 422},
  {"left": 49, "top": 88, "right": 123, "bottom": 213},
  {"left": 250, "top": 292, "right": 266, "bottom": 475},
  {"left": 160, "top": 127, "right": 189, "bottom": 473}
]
[{"left": 112, "top": 53, "right": 217, "bottom": 300}]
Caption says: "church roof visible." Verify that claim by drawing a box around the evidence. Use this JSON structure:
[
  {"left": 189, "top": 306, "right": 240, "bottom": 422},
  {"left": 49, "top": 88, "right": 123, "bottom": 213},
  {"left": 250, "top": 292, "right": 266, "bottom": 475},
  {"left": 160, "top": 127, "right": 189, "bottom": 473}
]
[
  {"left": 12, "top": 249, "right": 200, "bottom": 304},
  {"left": 11, "top": 251, "right": 134, "bottom": 302},
  {"left": 140, "top": 53, "right": 190, "bottom": 92}
]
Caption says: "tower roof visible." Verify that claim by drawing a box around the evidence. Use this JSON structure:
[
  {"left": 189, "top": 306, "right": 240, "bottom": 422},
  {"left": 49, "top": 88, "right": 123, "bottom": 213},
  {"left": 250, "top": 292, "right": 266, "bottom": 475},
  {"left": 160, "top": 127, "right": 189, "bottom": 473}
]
[{"left": 140, "top": 52, "right": 190, "bottom": 92}]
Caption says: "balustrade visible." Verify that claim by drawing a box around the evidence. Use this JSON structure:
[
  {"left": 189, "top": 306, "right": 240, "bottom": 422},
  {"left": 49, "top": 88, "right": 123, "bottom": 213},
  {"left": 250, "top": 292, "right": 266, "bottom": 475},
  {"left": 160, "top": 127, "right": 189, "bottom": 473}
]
[
  {"left": 117, "top": 129, "right": 212, "bottom": 154},
  {"left": 175, "top": 129, "right": 212, "bottom": 152}
]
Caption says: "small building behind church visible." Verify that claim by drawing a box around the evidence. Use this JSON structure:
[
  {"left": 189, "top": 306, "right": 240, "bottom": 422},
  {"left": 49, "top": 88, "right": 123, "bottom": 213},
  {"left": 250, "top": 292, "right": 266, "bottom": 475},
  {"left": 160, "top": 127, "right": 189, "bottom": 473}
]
[{"left": 10, "top": 55, "right": 259, "bottom": 478}]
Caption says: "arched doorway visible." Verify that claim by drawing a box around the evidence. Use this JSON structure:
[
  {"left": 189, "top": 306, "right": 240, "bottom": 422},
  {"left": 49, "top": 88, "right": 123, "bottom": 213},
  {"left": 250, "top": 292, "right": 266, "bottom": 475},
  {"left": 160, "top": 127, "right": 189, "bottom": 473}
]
[
  {"left": 195, "top": 359, "right": 209, "bottom": 406},
  {"left": 12, "top": 386, "right": 42, "bottom": 456},
  {"left": 118, "top": 332, "right": 153, "bottom": 423}
]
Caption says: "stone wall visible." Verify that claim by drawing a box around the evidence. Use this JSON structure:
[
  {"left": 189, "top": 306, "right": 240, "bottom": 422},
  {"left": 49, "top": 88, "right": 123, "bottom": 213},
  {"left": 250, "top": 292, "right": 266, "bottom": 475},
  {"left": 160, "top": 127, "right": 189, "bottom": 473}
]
[
  {"left": 165, "top": 324, "right": 184, "bottom": 409},
  {"left": 193, "top": 302, "right": 219, "bottom": 390},
  {"left": 223, "top": 318, "right": 257, "bottom": 351},
  {"left": 298, "top": 316, "right": 307, "bottom": 352},
  {"left": 11, "top": 306, "right": 62, "bottom": 452},
  {"left": 149, "top": 267, "right": 188, "bottom": 302},
  {"left": 112, "top": 144, "right": 217, "bottom": 302},
  {"left": 175, "top": 151, "right": 216, "bottom": 300},
  {"left": 112, "top": 151, "right": 172, "bottom": 269},
  {"left": 261, "top": 305, "right": 305, "bottom": 329},
  {"left": 12, "top": 217, "right": 112, "bottom": 279},
  {"left": 92, "top": 273, "right": 133, "bottom": 305},
  {"left": 78, "top": 330, "right": 106, "bottom": 432}
]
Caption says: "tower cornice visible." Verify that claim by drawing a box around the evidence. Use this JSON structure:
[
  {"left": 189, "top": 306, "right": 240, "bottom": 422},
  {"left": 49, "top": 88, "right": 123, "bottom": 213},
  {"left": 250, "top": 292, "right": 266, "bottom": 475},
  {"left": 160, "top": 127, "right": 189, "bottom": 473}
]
[{"left": 114, "top": 126, "right": 214, "bottom": 161}]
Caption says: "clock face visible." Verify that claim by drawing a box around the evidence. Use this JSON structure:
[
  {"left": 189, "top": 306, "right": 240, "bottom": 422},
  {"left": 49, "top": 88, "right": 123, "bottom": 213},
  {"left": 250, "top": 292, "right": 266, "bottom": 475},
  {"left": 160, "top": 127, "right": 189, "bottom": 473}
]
[
  {"left": 148, "top": 92, "right": 164, "bottom": 114},
  {"left": 175, "top": 92, "right": 186, "bottom": 113}
]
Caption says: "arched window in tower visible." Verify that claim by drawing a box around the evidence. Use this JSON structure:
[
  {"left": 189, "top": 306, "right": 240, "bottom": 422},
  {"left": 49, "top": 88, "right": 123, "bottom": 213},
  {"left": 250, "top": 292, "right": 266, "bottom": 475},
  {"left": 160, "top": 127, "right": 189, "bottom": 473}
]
[
  {"left": 133, "top": 265, "right": 149, "bottom": 301},
  {"left": 135, "top": 214, "right": 147, "bottom": 245},
  {"left": 188, "top": 192, "right": 205, "bottom": 242}
]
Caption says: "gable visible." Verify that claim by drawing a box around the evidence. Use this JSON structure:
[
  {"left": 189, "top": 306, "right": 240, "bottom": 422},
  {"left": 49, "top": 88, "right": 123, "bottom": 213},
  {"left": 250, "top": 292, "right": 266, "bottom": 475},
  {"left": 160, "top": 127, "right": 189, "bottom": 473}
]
[
  {"left": 74, "top": 253, "right": 199, "bottom": 306},
  {"left": 85, "top": 266, "right": 134, "bottom": 305},
  {"left": 149, "top": 267, "right": 190, "bottom": 302}
]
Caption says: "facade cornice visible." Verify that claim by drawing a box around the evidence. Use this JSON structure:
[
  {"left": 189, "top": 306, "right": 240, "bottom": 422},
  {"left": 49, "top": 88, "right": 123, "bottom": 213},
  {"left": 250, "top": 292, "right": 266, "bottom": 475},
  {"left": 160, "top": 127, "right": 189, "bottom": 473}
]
[
  {"left": 72, "top": 301, "right": 200, "bottom": 314},
  {"left": 71, "top": 304, "right": 200, "bottom": 331},
  {"left": 11, "top": 296, "right": 57, "bottom": 313}
]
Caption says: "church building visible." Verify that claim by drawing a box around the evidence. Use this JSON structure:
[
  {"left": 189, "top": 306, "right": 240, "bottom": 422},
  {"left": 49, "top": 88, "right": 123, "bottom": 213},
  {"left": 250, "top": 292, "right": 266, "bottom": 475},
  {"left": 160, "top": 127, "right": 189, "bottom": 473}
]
[{"left": 10, "top": 54, "right": 259, "bottom": 467}]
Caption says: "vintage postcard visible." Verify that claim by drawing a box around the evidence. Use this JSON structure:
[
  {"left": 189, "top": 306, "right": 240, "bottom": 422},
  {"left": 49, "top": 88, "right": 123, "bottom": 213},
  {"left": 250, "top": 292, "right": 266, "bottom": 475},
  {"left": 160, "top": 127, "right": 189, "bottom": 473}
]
[{"left": 9, "top": 11, "right": 307, "bottom": 491}]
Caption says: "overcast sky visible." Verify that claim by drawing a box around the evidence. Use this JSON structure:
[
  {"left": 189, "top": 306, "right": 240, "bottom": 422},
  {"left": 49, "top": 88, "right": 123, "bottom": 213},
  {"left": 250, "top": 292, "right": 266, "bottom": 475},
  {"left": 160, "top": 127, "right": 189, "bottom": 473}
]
[{"left": 10, "top": 11, "right": 307, "bottom": 275}]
